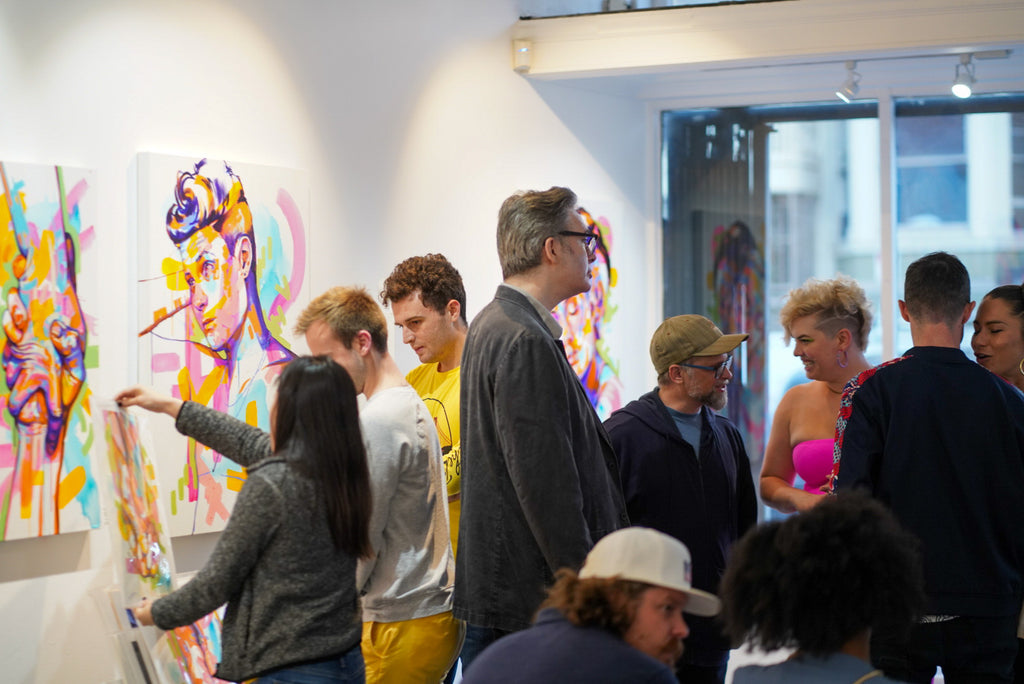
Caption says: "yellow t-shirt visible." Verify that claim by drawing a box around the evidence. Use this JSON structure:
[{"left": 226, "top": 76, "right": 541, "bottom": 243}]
[{"left": 406, "top": 363, "right": 461, "bottom": 557}]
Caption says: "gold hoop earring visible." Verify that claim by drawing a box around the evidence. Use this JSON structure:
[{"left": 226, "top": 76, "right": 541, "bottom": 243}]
[{"left": 1018, "top": 357, "right": 1024, "bottom": 378}]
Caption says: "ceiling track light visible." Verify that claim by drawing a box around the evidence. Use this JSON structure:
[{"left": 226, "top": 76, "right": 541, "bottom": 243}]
[
  {"left": 951, "top": 53, "right": 976, "bottom": 99},
  {"left": 835, "top": 61, "right": 860, "bottom": 103}
]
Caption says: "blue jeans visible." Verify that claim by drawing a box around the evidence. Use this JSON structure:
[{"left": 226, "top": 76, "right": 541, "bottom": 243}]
[
  {"left": 255, "top": 646, "right": 365, "bottom": 683},
  {"left": 458, "top": 624, "right": 512, "bottom": 676}
]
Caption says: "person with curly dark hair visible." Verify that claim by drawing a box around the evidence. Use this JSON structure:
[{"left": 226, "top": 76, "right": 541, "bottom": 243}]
[
  {"left": 381, "top": 253, "right": 469, "bottom": 683},
  {"left": 380, "top": 254, "right": 467, "bottom": 555},
  {"left": 720, "top": 492, "right": 925, "bottom": 683},
  {"left": 463, "top": 527, "right": 721, "bottom": 683}
]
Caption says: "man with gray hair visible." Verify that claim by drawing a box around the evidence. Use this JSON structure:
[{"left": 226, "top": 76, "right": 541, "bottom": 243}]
[{"left": 455, "top": 186, "right": 629, "bottom": 672}]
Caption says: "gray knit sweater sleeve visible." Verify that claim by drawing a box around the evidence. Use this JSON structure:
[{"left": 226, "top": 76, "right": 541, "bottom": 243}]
[
  {"left": 150, "top": 464, "right": 283, "bottom": 629},
  {"left": 175, "top": 400, "right": 272, "bottom": 467}
]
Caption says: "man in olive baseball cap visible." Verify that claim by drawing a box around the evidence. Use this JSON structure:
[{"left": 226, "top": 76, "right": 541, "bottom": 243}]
[
  {"left": 604, "top": 314, "right": 757, "bottom": 683},
  {"left": 649, "top": 314, "right": 749, "bottom": 382}
]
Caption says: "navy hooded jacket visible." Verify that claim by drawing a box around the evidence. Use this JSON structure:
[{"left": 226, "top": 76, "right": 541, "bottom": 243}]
[{"left": 604, "top": 389, "right": 757, "bottom": 664}]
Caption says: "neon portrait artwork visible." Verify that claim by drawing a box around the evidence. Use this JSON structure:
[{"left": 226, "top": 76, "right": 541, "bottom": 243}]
[
  {"left": 553, "top": 207, "right": 623, "bottom": 421},
  {"left": 138, "top": 156, "right": 306, "bottom": 535},
  {"left": 1, "top": 162, "right": 100, "bottom": 540}
]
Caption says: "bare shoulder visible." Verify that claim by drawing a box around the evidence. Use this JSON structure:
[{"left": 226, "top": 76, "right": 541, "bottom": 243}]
[{"left": 777, "top": 381, "right": 817, "bottom": 413}]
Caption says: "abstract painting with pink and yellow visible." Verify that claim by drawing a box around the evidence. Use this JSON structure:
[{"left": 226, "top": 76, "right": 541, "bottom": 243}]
[
  {"left": 553, "top": 207, "right": 624, "bottom": 421},
  {"left": 103, "top": 407, "right": 230, "bottom": 684},
  {"left": 137, "top": 154, "right": 308, "bottom": 536},
  {"left": 0, "top": 161, "right": 100, "bottom": 541}
]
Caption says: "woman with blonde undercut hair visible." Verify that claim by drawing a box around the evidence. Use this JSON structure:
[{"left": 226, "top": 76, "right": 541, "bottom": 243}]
[{"left": 760, "top": 276, "right": 873, "bottom": 514}]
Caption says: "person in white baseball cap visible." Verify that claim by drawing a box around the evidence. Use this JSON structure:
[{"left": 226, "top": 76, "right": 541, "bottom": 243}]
[
  {"left": 462, "top": 527, "right": 720, "bottom": 683},
  {"left": 580, "top": 526, "right": 721, "bottom": 618}
]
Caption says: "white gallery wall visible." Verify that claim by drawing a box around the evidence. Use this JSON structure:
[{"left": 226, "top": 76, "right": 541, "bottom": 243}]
[
  {"left": 3, "top": 0, "right": 1020, "bottom": 681},
  {"left": 0, "top": 1, "right": 648, "bottom": 681}
]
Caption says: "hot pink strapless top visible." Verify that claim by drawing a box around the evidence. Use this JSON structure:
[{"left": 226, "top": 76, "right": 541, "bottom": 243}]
[{"left": 792, "top": 438, "right": 834, "bottom": 495}]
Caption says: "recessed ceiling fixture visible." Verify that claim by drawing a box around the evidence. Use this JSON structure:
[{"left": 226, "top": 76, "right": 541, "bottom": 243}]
[
  {"left": 835, "top": 61, "right": 860, "bottom": 103},
  {"left": 951, "top": 53, "right": 975, "bottom": 99}
]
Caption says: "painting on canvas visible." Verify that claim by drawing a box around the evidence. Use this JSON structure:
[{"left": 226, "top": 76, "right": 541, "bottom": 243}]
[
  {"left": 707, "top": 217, "right": 765, "bottom": 460},
  {"left": 137, "top": 154, "right": 308, "bottom": 535},
  {"left": 103, "top": 407, "right": 174, "bottom": 605},
  {"left": 102, "top": 406, "right": 229, "bottom": 683},
  {"left": 0, "top": 161, "right": 100, "bottom": 540},
  {"left": 553, "top": 206, "right": 623, "bottom": 421},
  {"left": 150, "top": 610, "right": 229, "bottom": 684}
]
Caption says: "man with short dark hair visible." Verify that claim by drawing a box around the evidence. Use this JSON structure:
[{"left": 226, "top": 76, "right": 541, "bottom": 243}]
[
  {"left": 380, "top": 254, "right": 469, "bottom": 683},
  {"left": 380, "top": 254, "right": 468, "bottom": 556},
  {"left": 834, "top": 252, "right": 1024, "bottom": 683},
  {"left": 605, "top": 314, "right": 757, "bottom": 683},
  {"left": 462, "top": 527, "right": 720, "bottom": 684},
  {"left": 456, "top": 187, "right": 629, "bottom": 670}
]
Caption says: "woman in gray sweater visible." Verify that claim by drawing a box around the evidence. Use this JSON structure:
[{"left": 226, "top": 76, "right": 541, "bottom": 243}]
[{"left": 117, "top": 356, "right": 372, "bottom": 683}]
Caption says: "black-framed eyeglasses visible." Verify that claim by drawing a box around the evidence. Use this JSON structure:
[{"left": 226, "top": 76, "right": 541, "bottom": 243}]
[
  {"left": 678, "top": 355, "right": 733, "bottom": 379},
  {"left": 559, "top": 230, "right": 598, "bottom": 255}
]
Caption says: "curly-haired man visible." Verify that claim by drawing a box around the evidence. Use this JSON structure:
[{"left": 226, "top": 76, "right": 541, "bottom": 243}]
[
  {"left": 380, "top": 253, "right": 468, "bottom": 556},
  {"left": 463, "top": 527, "right": 720, "bottom": 683}
]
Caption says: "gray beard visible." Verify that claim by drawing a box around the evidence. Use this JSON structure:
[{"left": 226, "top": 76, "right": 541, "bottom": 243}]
[{"left": 690, "top": 386, "right": 727, "bottom": 412}]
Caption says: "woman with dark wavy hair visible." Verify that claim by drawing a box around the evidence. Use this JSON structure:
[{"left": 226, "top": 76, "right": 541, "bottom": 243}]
[
  {"left": 721, "top": 492, "right": 925, "bottom": 683},
  {"left": 971, "top": 284, "right": 1024, "bottom": 683},
  {"left": 972, "top": 284, "right": 1024, "bottom": 393},
  {"left": 116, "top": 356, "right": 372, "bottom": 683}
]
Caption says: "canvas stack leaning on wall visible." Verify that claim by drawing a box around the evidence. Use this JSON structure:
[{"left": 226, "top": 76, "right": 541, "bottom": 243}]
[
  {"left": 0, "top": 161, "right": 101, "bottom": 541},
  {"left": 136, "top": 153, "right": 309, "bottom": 536},
  {"left": 101, "top": 405, "right": 229, "bottom": 684}
]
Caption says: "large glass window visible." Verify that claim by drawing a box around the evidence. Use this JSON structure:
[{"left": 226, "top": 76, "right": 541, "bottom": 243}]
[
  {"left": 893, "top": 97, "right": 1024, "bottom": 354},
  {"left": 1014, "top": 113, "right": 1024, "bottom": 230},
  {"left": 896, "top": 114, "right": 967, "bottom": 226},
  {"left": 662, "top": 94, "right": 1024, "bottom": 513},
  {"left": 662, "top": 103, "right": 879, "bottom": 473}
]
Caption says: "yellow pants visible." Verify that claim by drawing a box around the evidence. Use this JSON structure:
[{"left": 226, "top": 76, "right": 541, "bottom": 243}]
[{"left": 362, "top": 611, "right": 465, "bottom": 684}]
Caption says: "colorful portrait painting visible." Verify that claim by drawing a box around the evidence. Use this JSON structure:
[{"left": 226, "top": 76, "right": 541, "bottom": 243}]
[
  {"left": 708, "top": 219, "right": 766, "bottom": 460},
  {"left": 0, "top": 161, "right": 100, "bottom": 541},
  {"left": 103, "top": 407, "right": 173, "bottom": 605},
  {"left": 102, "top": 407, "right": 228, "bottom": 683},
  {"left": 553, "top": 207, "right": 623, "bottom": 421},
  {"left": 151, "top": 610, "right": 228, "bottom": 684},
  {"left": 137, "top": 154, "right": 308, "bottom": 536}
]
